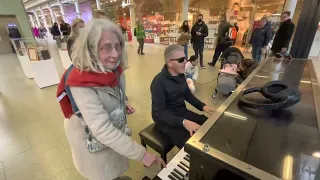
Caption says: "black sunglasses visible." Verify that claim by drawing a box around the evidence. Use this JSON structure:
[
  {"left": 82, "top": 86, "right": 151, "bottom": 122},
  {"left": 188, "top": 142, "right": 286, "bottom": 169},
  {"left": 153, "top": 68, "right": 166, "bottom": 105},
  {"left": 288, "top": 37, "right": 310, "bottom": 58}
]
[{"left": 171, "top": 57, "right": 186, "bottom": 63}]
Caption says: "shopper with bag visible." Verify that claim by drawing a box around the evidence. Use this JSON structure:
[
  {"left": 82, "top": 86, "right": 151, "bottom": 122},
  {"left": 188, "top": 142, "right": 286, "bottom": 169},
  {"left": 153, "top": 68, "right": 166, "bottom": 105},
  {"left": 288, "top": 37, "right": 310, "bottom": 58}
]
[
  {"left": 57, "top": 19, "right": 165, "bottom": 180},
  {"left": 249, "top": 17, "right": 273, "bottom": 63}
]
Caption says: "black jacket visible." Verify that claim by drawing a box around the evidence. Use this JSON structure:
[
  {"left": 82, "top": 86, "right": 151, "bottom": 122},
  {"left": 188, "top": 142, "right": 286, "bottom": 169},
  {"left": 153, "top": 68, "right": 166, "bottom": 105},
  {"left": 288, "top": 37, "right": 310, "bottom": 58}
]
[
  {"left": 250, "top": 22, "right": 273, "bottom": 47},
  {"left": 60, "top": 23, "right": 70, "bottom": 36},
  {"left": 151, "top": 65, "right": 206, "bottom": 128},
  {"left": 51, "top": 26, "right": 61, "bottom": 36},
  {"left": 191, "top": 22, "right": 208, "bottom": 44},
  {"left": 271, "top": 19, "right": 295, "bottom": 52},
  {"left": 217, "top": 21, "right": 232, "bottom": 44}
]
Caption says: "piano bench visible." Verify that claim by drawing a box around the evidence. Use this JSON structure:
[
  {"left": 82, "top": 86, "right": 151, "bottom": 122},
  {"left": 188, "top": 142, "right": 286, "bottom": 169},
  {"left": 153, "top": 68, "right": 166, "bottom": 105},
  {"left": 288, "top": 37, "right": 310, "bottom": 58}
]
[{"left": 139, "top": 123, "right": 174, "bottom": 167}]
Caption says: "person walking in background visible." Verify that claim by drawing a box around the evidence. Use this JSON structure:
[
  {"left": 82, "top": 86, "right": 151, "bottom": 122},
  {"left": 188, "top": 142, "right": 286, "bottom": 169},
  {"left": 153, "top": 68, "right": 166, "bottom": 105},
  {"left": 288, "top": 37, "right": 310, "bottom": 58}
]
[
  {"left": 208, "top": 14, "right": 233, "bottom": 67},
  {"left": 233, "top": 22, "right": 239, "bottom": 45},
  {"left": 179, "top": 20, "right": 191, "bottom": 59},
  {"left": 271, "top": 11, "right": 295, "bottom": 55},
  {"left": 60, "top": 20, "right": 71, "bottom": 36},
  {"left": 51, "top": 22, "right": 61, "bottom": 46},
  {"left": 249, "top": 17, "right": 273, "bottom": 63},
  {"left": 135, "top": 20, "right": 146, "bottom": 55},
  {"left": 32, "top": 27, "right": 40, "bottom": 39},
  {"left": 67, "top": 18, "right": 85, "bottom": 58},
  {"left": 57, "top": 19, "right": 165, "bottom": 180},
  {"left": 191, "top": 14, "right": 208, "bottom": 69},
  {"left": 185, "top": 55, "right": 199, "bottom": 93}
]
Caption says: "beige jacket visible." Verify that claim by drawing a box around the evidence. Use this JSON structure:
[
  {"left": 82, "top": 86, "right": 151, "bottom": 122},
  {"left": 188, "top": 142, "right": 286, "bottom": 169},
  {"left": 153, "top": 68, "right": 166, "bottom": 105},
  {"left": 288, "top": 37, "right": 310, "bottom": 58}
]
[{"left": 64, "top": 74, "right": 146, "bottom": 180}]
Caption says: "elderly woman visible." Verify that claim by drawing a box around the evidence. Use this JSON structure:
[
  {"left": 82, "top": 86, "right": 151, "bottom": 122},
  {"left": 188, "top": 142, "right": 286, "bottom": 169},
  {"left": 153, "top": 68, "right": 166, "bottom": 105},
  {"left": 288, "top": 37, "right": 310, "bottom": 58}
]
[
  {"left": 67, "top": 18, "right": 85, "bottom": 58},
  {"left": 58, "top": 19, "right": 164, "bottom": 180}
]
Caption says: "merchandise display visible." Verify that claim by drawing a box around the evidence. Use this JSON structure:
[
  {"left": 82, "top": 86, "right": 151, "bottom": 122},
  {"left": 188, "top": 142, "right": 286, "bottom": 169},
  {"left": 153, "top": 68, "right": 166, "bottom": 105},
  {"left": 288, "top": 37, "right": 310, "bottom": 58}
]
[
  {"left": 11, "top": 38, "right": 59, "bottom": 88},
  {"left": 11, "top": 38, "right": 35, "bottom": 79}
]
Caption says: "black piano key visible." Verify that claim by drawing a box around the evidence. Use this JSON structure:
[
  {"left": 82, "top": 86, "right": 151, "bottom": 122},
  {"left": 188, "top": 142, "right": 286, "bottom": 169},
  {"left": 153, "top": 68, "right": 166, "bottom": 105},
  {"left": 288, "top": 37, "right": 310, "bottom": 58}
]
[
  {"left": 169, "top": 174, "right": 177, "bottom": 180},
  {"left": 178, "top": 164, "right": 189, "bottom": 173},
  {"left": 181, "top": 161, "right": 190, "bottom": 169},
  {"left": 174, "top": 168, "right": 184, "bottom": 177},
  {"left": 183, "top": 156, "right": 190, "bottom": 162},
  {"left": 186, "top": 154, "right": 190, "bottom": 158},
  {"left": 171, "top": 171, "right": 183, "bottom": 180}
]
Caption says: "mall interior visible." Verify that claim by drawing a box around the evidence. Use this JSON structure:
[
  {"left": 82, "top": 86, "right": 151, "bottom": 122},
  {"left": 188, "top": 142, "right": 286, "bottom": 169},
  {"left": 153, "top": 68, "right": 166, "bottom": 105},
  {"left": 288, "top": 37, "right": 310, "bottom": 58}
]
[{"left": 0, "top": 0, "right": 320, "bottom": 179}]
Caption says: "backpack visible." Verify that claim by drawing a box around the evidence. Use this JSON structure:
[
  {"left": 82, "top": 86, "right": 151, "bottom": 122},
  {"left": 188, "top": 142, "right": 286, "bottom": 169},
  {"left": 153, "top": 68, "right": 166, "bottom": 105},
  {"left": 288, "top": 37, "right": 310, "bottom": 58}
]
[{"left": 227, "top": 26, "right": 237, "bottom": 40}]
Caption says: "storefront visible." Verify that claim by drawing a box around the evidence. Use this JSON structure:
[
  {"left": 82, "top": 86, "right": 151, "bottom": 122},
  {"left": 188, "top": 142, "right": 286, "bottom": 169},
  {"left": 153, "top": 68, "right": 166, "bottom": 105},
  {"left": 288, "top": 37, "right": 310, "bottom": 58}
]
[{"left": 88, "top": 0, "right": 306, "bottom": 49}]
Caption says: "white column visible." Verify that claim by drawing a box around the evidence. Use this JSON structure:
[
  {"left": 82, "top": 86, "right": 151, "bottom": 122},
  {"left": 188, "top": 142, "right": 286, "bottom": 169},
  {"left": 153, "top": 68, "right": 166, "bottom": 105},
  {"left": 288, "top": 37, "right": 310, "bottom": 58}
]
[
  {"left": 96, "top": 0, "right": 102, "bottom": 10},
  {"left": 29, "top": 15, "right": 36, "bottom": 27},
  {"left": 33, "top": 11, "right": 41, "bottom": 27},
  {"left": 40, "top": 9, "right": 49, "bottom": 29},
  {"left": 74, "top": 1, "right": 81, "bottom": 18},
  {"left": 49, "top": 7, "right": 56, "bottom": 24},
  {"left": 182, "top": 0, "right": 189, "bottom": 21},
  {"left": 284, "top": 0, "right": 298, "bottom": 18},
  {"left": 129, "top": 4, "right": 136, "bottom": 46},
  {"left": 59, "top": 4, "right": 66, "bottom": 22}
]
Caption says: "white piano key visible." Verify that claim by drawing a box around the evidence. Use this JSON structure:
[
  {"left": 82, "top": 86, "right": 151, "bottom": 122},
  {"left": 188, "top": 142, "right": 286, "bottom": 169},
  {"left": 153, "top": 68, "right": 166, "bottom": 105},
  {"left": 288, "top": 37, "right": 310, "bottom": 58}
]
[
  {"left": 157, "top": 168, "right": 172, "bottom": 180},
  {"left": 157, "top": 147, "right": 190, "bottom": 179}
]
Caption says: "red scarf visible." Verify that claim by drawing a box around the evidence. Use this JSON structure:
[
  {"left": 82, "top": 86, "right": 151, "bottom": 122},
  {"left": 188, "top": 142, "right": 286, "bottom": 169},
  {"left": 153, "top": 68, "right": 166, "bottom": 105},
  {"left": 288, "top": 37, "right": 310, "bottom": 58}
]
[{"left": 56, "top": 66, "right": 123, "bottom": 118}]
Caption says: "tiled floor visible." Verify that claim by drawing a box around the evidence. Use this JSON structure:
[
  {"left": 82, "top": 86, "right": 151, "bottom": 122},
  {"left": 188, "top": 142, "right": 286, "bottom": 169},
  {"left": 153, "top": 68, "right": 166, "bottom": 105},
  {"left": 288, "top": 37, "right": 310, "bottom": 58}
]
[{"left": 0, "top": 41, "right": 229, "bottom": 180}]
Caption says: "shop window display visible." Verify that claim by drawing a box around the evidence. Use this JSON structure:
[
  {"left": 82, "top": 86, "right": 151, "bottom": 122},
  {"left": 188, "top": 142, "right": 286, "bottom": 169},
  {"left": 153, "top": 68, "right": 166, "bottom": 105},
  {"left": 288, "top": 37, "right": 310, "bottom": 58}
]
[{"left": 88, "top": 0, "right": 297, "bottom": 50}]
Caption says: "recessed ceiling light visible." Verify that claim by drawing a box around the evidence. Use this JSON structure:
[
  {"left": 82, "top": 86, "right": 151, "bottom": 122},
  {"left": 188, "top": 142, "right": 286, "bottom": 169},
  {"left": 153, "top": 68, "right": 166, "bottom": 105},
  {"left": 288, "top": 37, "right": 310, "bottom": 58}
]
[{"left": 312, "top": 152, "right": 320, "bottom": 158}]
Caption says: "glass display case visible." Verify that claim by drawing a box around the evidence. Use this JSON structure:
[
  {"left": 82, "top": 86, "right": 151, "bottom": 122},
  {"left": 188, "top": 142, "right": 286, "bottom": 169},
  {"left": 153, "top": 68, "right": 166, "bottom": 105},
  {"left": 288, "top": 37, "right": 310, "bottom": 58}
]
[{"left": 11, "top": 38, "right": 59, "bottom": 88}]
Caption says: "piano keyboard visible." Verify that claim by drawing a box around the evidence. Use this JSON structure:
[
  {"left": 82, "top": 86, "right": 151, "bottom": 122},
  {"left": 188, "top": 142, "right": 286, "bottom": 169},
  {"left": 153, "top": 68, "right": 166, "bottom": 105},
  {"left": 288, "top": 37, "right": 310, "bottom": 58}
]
[{"left": 157, "top": 147, "right": 190, "bottom": 180}]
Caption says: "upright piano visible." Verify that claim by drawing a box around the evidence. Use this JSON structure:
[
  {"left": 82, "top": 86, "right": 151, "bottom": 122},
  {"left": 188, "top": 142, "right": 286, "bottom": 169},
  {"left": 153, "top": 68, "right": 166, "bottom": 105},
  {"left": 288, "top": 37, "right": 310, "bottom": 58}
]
[{"left": 155, "top": 58, "right": 320, "bottom": 180}]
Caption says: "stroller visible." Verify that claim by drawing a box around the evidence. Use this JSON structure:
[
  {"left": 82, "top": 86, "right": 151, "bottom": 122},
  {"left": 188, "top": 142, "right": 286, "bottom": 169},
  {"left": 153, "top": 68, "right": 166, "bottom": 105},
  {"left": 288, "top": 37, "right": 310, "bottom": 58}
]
[{"left": 212, "top": 47, "right": 244, "bottom": 98}]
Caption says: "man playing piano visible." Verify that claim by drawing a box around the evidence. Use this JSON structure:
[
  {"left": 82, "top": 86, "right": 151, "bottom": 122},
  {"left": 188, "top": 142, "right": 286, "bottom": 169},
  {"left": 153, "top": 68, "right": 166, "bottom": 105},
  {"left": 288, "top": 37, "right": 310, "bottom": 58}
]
[{"left": 151, "top": 44, "right": 214, "bottom": 149}]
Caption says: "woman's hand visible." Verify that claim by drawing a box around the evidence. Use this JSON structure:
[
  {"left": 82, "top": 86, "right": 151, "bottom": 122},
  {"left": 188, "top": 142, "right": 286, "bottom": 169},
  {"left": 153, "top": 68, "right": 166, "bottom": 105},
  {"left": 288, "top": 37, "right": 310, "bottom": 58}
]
[
  {"left": 126, "top": 104, "right": 135, "bottom": 115},
  {"left": 142, "top": 152, "right": 166, "bottom": 168}
]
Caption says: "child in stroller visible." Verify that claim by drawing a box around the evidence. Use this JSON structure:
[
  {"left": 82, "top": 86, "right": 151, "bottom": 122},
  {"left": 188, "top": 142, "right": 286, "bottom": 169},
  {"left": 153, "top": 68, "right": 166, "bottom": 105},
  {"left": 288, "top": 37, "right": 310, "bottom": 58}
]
[{"left": 212, "top": 47, "right": 245, "bottom": 98}]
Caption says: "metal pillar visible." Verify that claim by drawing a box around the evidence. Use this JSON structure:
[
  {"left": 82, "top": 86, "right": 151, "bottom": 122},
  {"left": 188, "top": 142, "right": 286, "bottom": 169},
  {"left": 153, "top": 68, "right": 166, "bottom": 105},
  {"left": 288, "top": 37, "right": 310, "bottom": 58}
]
[
  {"left": 33, "top": 10, "right": 41, "bottom": 27},
  {"left": 49, "top": 7, "right": 56, "bottom": 24},
  {"left": 96, "top": 0, "right": 102, "bottom": 10},
  {"left": 40, "top": 9, "right": 49, "bottom": 29},
  {"left": 290, "top": 0, "right": 320, "bottom": 58},
  {"left": 129, "top": 2, "right": 136, "bottom": 46},
  {"left": 182, "top": 0, "right": 189, "bottom": 21},
  {"left": 74, "top": 0, "right": 81, "bottom": 18},
  {"left": 284, "top": 0, "right": 298, "bottom": 18},
  {"left": 59, "top": 4, "right": 66, "bottom": 22},
  {"left": 29, "top": 15, "right": 36, "bottom": 27}
]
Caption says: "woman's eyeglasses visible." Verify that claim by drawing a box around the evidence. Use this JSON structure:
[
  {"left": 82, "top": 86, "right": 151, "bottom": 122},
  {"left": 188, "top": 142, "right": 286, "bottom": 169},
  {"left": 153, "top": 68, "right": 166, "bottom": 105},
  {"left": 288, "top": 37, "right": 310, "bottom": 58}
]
[
  {"left": 101, "top": 43, "right": 122, "bottom": 53},
  {"left": 171, "top": 57, "right": 186, "bottom": 63}
]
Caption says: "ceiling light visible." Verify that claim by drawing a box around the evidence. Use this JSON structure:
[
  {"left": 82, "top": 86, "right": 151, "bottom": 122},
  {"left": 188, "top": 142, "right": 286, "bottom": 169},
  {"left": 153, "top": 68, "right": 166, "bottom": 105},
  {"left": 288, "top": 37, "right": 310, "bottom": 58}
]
[{"left": 312, "top": 152, "right": 320, "bottom": 158}]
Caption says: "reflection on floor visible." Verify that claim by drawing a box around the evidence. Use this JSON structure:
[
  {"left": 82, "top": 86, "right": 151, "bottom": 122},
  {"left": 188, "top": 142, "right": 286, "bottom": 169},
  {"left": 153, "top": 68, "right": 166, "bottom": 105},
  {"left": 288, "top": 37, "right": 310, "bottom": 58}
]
[{"left": 0, "top": 41, "right": 230, "bottom": 180}]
